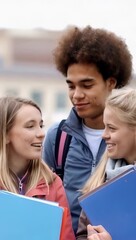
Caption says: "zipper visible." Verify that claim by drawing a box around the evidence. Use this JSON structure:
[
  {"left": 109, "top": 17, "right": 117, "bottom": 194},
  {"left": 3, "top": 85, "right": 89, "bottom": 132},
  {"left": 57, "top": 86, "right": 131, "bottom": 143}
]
[
  {"left": 19, "top": 181, "right": 23, "bottom": 194},
  {"left": 91, "top": 161, "right": 96, "bottom": 174}
]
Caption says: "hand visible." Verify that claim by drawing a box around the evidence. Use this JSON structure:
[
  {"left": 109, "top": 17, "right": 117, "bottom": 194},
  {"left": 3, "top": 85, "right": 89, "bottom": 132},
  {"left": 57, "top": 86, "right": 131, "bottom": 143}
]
[{"left": 87, "top": 224, "right": 112, "bottom": 240}]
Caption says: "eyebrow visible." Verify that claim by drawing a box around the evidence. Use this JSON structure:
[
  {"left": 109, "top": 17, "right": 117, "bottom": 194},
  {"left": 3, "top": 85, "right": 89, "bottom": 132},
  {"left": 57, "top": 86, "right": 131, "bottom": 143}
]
[
  {"left": 25, "top": 119, "right": 43, "bottom": 124},
  {"left": 66, "top": 77, "right": 95, "bottom": 84}
]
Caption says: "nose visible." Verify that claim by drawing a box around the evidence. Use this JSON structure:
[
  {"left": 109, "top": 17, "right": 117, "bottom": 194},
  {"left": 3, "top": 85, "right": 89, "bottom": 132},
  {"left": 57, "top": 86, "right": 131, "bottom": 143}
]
[
  {"left": 36, "top": 127, "right": 45, "bottom": 139},
  {"left": 73, "top": 87, "right": 85, "bottom": 99},
  {"left": 102, "top": 128, "right": 110, "bottom": 140}
]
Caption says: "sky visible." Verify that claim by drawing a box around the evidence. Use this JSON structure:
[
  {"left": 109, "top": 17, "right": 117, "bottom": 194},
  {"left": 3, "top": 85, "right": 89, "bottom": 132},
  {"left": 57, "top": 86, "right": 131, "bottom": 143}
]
[{"left": 0, "top": 0, "right": 136, "bottom": 73}]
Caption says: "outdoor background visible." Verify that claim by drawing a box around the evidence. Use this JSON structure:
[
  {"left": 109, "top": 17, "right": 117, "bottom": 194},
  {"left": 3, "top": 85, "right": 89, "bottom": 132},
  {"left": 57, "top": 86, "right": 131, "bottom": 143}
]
[{"left": 0, "top": 0, "right": 136, "bottom": 130}]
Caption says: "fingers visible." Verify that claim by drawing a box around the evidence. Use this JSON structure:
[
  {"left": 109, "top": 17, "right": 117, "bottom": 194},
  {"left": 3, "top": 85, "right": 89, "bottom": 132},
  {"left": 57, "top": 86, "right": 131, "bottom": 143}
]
[
  {"left": 93, "top": 225, "right": 107, "bottom": 233},
  {"left": 87, "top": 224, "right": 97, "bottom": 235},
  {"left": 87, "top": 224, "right": 112, "bottom": 240},
  {"left": 87, "top": 232, "right": 100, "bottom": 240},
  {"left": 93, "top": 225, "right": 112, "bottom": 238},
  {"left": 87, "top": 224, "right": 98, "bottom": 239}
]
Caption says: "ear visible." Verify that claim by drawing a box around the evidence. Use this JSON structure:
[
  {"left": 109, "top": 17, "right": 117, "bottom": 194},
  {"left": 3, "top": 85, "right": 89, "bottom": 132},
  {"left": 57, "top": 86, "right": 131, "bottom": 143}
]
[{"left": 107, "top": 77, "right": 117, "bottom": 90}]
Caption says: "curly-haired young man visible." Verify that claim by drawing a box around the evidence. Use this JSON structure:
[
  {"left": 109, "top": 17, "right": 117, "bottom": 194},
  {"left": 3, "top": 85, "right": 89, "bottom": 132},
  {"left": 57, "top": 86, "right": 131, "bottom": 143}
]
[{"left": 42, "top": 26, "right": 132, "bottom": 234}]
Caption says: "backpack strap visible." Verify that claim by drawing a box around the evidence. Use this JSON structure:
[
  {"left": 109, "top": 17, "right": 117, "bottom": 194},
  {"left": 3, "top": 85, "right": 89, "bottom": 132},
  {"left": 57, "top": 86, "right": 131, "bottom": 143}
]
[{"left": 55, "top": 119, "right": 72, "bottom": 180}]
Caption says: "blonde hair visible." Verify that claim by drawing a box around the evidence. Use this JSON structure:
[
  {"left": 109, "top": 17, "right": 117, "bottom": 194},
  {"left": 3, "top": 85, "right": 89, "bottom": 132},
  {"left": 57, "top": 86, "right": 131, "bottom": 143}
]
[
  {"left": 0, "top": 97, "right": 54, "bottom": 193},
  {"left": 105, "top": 87, "right": 136, "bottom": 126},
  {"left": 82, "top": 87, "right": 136, "bottom": 195}
]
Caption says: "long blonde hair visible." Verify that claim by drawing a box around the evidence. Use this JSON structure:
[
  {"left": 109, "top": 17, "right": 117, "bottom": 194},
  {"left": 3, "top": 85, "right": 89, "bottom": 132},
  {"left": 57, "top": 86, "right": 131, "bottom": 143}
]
[
  {"left": 82, "top": 87, "right": 136, "bottom": 195},
  {"left": 0, "top": 97, "right": 54, "bottom": 193}
]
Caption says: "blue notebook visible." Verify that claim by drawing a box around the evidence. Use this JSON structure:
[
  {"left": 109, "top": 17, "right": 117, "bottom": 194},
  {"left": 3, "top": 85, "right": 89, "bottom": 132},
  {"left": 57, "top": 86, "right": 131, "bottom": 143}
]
[
  {"left": 0, "top": 190, "right": 64, "bottom": 240},
  {"left": 79, "top": 166, "right": 136, "bottom": 240}
]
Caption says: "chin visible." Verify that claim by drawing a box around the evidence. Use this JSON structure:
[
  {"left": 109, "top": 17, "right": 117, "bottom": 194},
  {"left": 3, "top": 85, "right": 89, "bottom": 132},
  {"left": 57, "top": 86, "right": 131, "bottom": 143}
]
[
  {"left": 108, "top": 154, "right": 119, "bottom": 160},
  {"left": 107, "top": 152, "right": 116, "bottom": 159},
  {"left": 32, "top": 155, "right": 41, "bottom": 160},
  {"left": 76, "top": 111, "right": 89, "bottom": 118}
]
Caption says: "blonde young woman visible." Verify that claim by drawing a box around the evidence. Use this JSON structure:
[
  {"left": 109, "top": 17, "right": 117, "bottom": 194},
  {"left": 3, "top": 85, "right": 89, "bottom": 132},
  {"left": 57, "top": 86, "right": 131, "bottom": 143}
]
[
  {"left": 76, "top": 87, "right": 136, "bottom": 240},
  {"left": 0, "top": 96, "right": 75, "bottom": 240}
]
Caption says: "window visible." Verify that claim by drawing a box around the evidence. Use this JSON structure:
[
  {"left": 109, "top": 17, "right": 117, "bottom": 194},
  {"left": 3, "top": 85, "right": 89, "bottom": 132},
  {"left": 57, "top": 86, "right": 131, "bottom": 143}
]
[
  {"left": 5, "top": 89, "right": 18, "bottom": 97},
  {"left": 55, "top": 92, "right": 67, "bottom": 110},
  {"left": 31, "top": 91, "right": 43, "bottom": 108}
]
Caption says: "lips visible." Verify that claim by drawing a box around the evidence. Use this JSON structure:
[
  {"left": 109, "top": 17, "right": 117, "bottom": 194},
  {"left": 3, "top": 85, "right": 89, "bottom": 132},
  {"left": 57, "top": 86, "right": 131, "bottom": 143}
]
[
  {"left": 106, "top": 143, "right": 115, "bottom": 150},
  {"left": 31, "top": 143, "right": 42, "bottom": 147},
  {"left": 74, "top": 103, "right": 89, "bottom": 109},
  {"left": 74, "top": 103, "right": 89, "bottom": 106}
]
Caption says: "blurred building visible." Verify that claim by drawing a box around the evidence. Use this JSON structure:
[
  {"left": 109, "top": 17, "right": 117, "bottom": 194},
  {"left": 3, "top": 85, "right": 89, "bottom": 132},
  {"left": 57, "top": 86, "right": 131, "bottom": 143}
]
[
  {"left": 0, "top": 29, "right": 135, "bottom": 130},
  {"left": 0, "top": 29, "right": 72, "bottom": 130}
]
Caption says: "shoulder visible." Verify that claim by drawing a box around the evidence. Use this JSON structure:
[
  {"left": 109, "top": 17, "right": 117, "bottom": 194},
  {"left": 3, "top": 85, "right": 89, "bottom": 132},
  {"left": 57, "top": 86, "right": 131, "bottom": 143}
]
[
  {"left": 51, "top": 173, "right": 63, "bottom": 188},
  {"left": 49, "top": 173, "right": 65, "bottom": 194},
  {"left": 44, "top": 122, "right": 61, "bottom": 145},
  {"left": 47, "top": 173, "right": 66, "bottom": 203},
  {"left": 46, "top": 122, "right": 60, "bottom": 135}
]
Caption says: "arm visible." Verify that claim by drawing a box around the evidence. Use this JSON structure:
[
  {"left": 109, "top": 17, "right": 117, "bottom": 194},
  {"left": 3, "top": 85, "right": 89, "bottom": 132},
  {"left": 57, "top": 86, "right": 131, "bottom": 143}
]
[
  {"left": 87, "top": 224, "right": 112, "bottom": 240},
  {"left": 48, "top": 175, "right": 76, "bottom": 240},
  {"left": 76, "top": 210, "right": 90, "bottom": 240}
]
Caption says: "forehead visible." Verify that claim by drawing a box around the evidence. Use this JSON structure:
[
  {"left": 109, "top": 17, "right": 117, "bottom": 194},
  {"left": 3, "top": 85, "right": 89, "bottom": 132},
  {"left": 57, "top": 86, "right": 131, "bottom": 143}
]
[
  {"left": 67, "top": 63, "right": 103, "bottom": 81},
  {"left": 103, "top": 107, "right": 122, "bottom": 124},
  {"left": 15, "top": 104, "right": 41, "bottom": 121}
]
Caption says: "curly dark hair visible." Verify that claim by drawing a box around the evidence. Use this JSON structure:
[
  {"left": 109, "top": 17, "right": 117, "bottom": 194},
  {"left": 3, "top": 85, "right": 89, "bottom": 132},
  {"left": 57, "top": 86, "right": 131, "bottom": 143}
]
[{"left": 54, "top": 26, "right": 132, "bottom": 88}]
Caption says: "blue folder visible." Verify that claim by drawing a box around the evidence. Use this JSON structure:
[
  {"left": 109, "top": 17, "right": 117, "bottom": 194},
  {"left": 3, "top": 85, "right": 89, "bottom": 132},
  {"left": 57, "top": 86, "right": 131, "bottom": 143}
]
[
  {"left": 79, "top": 166, "right": 136, "bottom": 240},
  {"left": 0, "top": 190, "right": 64, "bottom": 240}
]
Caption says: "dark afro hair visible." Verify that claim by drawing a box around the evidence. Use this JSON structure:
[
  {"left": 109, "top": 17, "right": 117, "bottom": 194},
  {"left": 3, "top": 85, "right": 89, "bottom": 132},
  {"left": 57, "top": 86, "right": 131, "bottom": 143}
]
[{"left": 53, "top": 26, "right": 132, "bottom": 88}]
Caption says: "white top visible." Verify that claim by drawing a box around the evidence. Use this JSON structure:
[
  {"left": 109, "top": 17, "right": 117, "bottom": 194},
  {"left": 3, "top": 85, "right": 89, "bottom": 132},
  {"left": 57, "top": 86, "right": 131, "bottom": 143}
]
[{"left": 82, "top": 123, "right": 104, "bottom": 160}]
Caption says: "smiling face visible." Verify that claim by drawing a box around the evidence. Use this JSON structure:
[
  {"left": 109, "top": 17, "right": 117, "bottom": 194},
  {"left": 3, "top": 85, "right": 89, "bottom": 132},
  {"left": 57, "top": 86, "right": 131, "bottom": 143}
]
[
  {"left": 102, "top": 106, "right": 136, "bottom": 164},
  {"left": 7, "top": 104, "right": 45, "bottom": 167},
  {"left": 66, "top": 63, "right": 116, "bottom": 129}
]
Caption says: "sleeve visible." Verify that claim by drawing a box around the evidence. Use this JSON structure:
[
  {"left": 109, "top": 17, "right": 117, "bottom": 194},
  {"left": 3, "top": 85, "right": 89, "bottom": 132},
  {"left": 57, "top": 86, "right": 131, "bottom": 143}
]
[
  {"left": 54, "top": 175, "right": 76, "bottom": 240},
  {"left": 76, "top": 210, "right": 90, "bottom": 240},
  {"left": 42, "top": 123, "right": 59, "bottom": 171}
]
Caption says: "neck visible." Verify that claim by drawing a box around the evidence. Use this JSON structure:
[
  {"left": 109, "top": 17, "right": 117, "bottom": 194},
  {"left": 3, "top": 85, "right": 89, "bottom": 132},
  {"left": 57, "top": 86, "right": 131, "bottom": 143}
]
[
  {"left": 9, "top": 160, "right": 31, "bottom": 179},
  {"left": 126, "top": 158, "right": 136, "bottom": 165},
  {"left": 83, "top": 116, "right": 105, "bottom": 129}
]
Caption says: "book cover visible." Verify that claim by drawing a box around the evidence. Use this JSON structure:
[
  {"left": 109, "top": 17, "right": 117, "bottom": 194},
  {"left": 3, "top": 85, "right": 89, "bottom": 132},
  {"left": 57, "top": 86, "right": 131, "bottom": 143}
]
[
  {"left": 79, "top": 166, "right": 136, "bottom": 240},
  {"left": 0, "top": 190, "right": 64, "bottom": 240}
]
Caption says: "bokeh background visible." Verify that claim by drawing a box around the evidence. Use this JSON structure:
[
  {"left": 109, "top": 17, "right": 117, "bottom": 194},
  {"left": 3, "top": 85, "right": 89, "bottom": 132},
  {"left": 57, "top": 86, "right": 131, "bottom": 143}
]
[{"left": 0, "top": 0, "right": 135, "bottom": 130}]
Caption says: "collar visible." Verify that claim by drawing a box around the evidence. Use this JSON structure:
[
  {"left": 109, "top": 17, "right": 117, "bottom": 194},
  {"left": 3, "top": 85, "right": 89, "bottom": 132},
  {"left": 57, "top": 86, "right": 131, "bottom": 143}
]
[
  {"left": 105, "top": 158, "right": 134, "bottom": 181},
  {"left": 26, "top": 178, "right": 49, "bottom": 198}
]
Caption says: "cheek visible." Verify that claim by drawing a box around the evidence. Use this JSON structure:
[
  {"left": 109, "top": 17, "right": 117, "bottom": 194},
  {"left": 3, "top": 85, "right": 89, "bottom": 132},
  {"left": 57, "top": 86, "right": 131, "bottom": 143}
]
[
  {"left": 68, "top": 91, "right": 74, "bottom": 100},
  {"left": 117, "top": 131, "right": 133, "bottom": 147},
  {"left": 125, "top": 132, "right": 135, "bottom": 145},
  {"left": 91, "top": 97, "right": 100, "bottom": 106},
  {"left": 91, "top": 96, "right": 105, "bottom": 108},
  {"left": 13, "top": 133, "right": 31, "bottom": 145}
]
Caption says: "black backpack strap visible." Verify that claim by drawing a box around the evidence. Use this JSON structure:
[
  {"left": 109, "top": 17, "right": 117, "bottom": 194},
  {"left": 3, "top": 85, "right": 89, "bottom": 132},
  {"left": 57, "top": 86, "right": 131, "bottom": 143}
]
[{"left": 55, "top": 119, "right": 72, "bottom": 180}]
